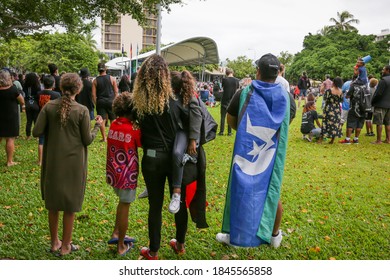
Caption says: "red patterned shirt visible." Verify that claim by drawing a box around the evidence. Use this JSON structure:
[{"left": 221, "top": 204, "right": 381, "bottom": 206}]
[{"left": 106, "top": 117, "right": 141, "bottom": 189}]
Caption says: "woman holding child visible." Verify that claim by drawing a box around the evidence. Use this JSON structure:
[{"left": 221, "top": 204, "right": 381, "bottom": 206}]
[{"left": 132, "top": 55, "right": 188, "bottom": 259}]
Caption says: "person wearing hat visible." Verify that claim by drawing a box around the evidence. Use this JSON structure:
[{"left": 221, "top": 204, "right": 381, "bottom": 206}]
[
  {"left": 76, "top": 68, "right": 95, "bottom": 120},
  {"left": 92, "top": 63, "right": 119, "bottom": 142},
  {"left": 216, "top": 53, "right": 293, "bottom": 249}
]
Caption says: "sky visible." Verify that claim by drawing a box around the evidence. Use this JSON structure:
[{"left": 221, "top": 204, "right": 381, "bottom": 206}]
[{"left": 158, "top": 0, "right": 389, "bottom": 61}]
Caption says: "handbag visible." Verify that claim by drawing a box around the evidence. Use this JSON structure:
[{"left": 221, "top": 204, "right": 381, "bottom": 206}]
[
  {"left": 197, "top": 97, "right": 218, "bottom": 145},
  {"left": 25, "top": 87, "right": 39, "bottom": 111}
]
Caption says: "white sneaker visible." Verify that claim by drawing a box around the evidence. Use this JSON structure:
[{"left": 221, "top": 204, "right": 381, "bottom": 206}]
[
  {"left": 216, "top": 233, "right": 230, "bottom": 245},
  {"left": 270, "top": 230, "right": 283, "bottom": 248},
  {"left": 168, "top": 193, "right": 181, "bottom": 214}
]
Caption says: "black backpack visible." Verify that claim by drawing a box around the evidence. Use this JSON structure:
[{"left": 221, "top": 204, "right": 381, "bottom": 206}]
[{"left": 352, "top": 84, "right": 371, "bottom": 117}]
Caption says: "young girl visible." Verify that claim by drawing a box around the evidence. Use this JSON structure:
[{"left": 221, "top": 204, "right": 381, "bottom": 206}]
[
  {"left": 300, "top": 101, "right": 321, "bottom": 142},
  {"left": 169, "top": 71, "right": 202, "bottom": 215},
  {"left": 106, "top": 93, "right": 141, "bottom": 256}
]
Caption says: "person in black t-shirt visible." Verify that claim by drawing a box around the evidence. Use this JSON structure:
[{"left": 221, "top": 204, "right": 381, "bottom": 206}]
[
  {"left": 219, "top": 68, "right": 239, "bottom": 136},
  {"left": 76, "top": 68, "right": 94, "bottom": 120},
  {"left": 36, "top": 75, "right": 61, "bottom": 165},
  {"left": 300, "top": 101, "right": 321, "bottom": 142},
  {"left": 48, "top": 63, "right": 61, "bottom": 94},
  {"left": 92, "top": 63, "right": 119, "bottom": 142}
]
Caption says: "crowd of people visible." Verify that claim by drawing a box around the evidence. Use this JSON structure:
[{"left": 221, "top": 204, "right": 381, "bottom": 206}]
[
  {"left": 298, "top": 59, "right": 390, "bottom": 145},
  {"left": 1, "top": 53, "right": 389, "bottom": 259}
]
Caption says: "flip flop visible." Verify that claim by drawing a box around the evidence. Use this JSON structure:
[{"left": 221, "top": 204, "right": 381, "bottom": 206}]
[
  {"left": 55, "top": 243, "right": 79, "bottom": 257},
  {"left": 119, "top": 242, "right": 134, "bottom": 256},
  {"left": 108, "top": 236, "right": 136, "bottom": 245}
]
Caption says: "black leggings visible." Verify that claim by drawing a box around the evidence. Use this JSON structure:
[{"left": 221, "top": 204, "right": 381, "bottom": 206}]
[
  {"left": 25, "top": 107, "right": 39, "bottom": 137},
  {"left": 141, "top": 151, "right": 188, "bottom": 252},
  {"left": 219, "top": 106, "right": 231, "bottom": 134}
]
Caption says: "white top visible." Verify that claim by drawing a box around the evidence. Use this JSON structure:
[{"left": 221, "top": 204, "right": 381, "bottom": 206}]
[{"left": 275, "top": 75, "right": 290, "bottom": 93}]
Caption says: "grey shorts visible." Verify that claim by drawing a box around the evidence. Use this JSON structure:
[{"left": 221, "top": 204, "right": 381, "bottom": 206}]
[
  {"left": 372, "top": 107, "right": 390, "bottom": 126},
  {"left": 112, "top": 187, "right": 136, "bottom": 203},
  {"left": 341, "top": 109, "right": 349, "bottom": 124},
  {"left": 347, "top": 111, "right": 365, "bottom": 129}
]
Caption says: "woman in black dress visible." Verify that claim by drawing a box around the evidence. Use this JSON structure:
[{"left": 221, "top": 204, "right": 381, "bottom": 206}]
[
  {"left": 23, "top": 72, "right": 41, "bottom": 139},
  {"left": 0, "top": 70, "right": 25, "bottom": 166}
]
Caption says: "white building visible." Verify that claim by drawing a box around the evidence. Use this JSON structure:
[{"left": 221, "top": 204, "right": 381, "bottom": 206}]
[
  {"left": 101, "top": 13, "right": 157, "bottom": 60},
  {"left": 375, "top": 28, "right": 390, "bottom": 42}
]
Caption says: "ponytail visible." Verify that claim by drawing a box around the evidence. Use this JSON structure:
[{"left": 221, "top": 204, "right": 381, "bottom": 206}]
[
  {"left": 57, "top": 73, "right": 83, "bottom": 127},
  {"left": 58, "top": 92, "right": 72, "bottom": 127}
]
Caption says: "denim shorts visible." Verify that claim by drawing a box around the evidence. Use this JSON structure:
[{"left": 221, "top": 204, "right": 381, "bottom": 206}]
[
  {"left": 299, "top": 89, "right": 307, "bottom": 97},
  {"left": 112, "top": 187, "right": 136, "bottom": 203}
]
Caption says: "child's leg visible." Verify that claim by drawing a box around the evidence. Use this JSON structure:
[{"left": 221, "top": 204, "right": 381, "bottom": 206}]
[
  {"left": 48, "top": 210, "right": 62, "bottom": 252},
  {"left": 117, "top": 201, "right": 131, "bottom": 255},
  {"left": 172, "top": 130, "right": 188, "bottom": 191},
  {"left": 170, "top": 130, "right": 188, "bottom": 214}
]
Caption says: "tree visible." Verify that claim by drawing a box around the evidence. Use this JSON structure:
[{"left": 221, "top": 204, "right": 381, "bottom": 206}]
[
  {"left": 286, "top": 30, "right": 390, "bottom": 82},
  {"left": 329, "top": 11, "right": 360, "bottom": 32},
  {"left": 0, "top": 0, "right": 183, "bottom": 39},
  {"left": 0, "top": 32, "right": 101, "bottom": 75},
  {"left": 226, "top": 56, "right": 256, "bottom": 79},
  {"left": 277, "top": 51, "right": 294, "bottom": 68}
]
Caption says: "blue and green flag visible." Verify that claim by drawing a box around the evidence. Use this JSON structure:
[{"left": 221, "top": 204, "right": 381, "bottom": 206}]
[{"left": 222, "top": 80, "right": 290, "bottom": 247}]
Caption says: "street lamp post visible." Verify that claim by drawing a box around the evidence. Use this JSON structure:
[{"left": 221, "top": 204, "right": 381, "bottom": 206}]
[{"left": 156, "top": 3, "right": 162, "bottom": 55}]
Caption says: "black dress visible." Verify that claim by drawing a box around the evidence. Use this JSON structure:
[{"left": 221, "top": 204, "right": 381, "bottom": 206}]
[{"left": 0, "top": 86, "right": 20, "bottom": 137}]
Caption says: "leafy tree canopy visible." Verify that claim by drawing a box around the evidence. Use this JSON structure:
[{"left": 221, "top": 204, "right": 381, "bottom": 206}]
[
  {"left": 226, "top": 56, "right": 256, "bottom": 79},
  {"left": 0, "top": 0, "right": 183, "bottom": 39},
  {"left": 286, "top": 30, "right": 390, "bottom": 83},
  {"left": 0, "top": 32, "right": 104, "bottom": 75}
]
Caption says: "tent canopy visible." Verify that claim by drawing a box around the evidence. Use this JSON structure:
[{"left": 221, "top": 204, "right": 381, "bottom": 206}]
[
  {"left": 105, "top": 57, "right": 131, "bottom": 70},
  {"left": 134, "top": 37, "right": 219, "bottom": 66}
]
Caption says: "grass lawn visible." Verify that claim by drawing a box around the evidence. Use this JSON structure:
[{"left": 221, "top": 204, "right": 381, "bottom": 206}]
[{"left": 0, "top": 97, "right": 389, "bottom": 260}]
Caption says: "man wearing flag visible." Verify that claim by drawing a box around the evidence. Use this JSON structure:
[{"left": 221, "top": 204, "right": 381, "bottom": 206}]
[{"left": 216, "top": 53, "right": 292, "bottom": 248}]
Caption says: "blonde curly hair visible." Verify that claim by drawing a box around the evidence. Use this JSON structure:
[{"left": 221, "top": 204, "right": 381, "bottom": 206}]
[
  {"left": 132, "top": 54, "right": 173, "bottom": 118},
  {"left": 58, "top": 73, "right": 83, "bottom": 127}
]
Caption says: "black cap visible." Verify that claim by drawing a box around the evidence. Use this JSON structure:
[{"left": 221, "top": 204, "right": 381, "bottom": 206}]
[
  {"left": 98, "top": 62, "right": 106, "bottom": 71},
  {"left": 79, "top": 68, "right": 90, "bottom": 78},
  {"left": 255, "top": 53, "right": 280, "bottom": 80}
]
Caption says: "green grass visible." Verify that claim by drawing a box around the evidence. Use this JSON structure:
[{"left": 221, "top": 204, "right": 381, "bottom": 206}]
[{"left": 0, "top": 97, "right": 389, "bottom": 260}]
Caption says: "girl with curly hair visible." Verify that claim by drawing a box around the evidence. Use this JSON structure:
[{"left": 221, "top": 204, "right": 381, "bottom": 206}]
[
  {"left": 169, "top": 70, "right": 201, "bottom": 213},
  {"left": 33, "top": 73, "right": 103, "bottom": 256}
]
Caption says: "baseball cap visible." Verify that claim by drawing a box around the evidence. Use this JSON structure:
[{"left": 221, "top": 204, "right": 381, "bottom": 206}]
[
  {"left": 98, "top": 62, "right": 106, "bottom": 71},
  {"left": 79, "top": 68, "right": 90, "bottom": 78},
  {"left": 255, "top": 53, "right": 280, "bottom": 79}
]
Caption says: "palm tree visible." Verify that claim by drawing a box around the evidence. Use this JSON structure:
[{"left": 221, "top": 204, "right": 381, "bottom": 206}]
[
  {"left": 318, "top": 25, "right": 333, "bottom": 36},
  {"left": 329, "top": 11, "right": 360, "bottom": 32}
]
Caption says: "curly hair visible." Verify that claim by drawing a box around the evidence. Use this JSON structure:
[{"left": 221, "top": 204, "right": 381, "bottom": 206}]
[
  {"left": 171, "top": 70, "right": 196, "bottom": 106},
  {"left": 132, "top": 54, "right": 173, "bottom": 118},
  {"left": 58, "top": 73, "right": 83, "bottom": 127},
  {"left": 112, "top": 92, "right": 135, "bottom": 119}
]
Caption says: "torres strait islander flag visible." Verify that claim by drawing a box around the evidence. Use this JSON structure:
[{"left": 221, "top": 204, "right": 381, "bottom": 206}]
[{"left": 222, "top": 80, "right": 290, "bottom": 247}]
